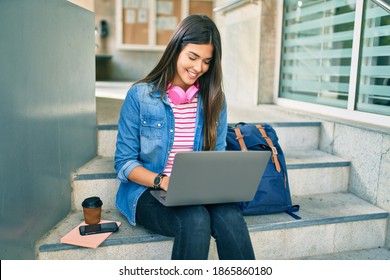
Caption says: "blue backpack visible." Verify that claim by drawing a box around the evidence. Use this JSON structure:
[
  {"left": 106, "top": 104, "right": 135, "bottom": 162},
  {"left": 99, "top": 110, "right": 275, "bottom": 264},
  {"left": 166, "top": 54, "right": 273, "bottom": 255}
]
[{"left": 226, "top": 123, "right": 300, "bottom": 219}]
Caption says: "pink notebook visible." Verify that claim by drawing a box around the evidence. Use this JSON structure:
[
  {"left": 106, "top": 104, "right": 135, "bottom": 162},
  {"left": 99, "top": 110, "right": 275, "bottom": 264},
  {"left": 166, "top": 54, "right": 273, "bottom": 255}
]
[{"left": 60, "top": 220, "right": 121, "bottom": 249}]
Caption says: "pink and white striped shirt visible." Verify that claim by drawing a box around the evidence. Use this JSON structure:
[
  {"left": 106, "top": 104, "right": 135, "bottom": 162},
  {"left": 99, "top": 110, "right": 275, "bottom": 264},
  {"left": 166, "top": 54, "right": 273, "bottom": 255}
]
[{"left": 163, "top": 96, "right": 198, "bottom": 176}]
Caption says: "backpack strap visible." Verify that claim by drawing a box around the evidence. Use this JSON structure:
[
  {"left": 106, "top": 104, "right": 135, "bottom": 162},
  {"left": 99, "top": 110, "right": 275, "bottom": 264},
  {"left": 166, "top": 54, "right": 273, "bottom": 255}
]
[
  {"left": 256, "top": 125, "right": 281, "bottom": 173},
  {"left": 286, "top": 205, "right": 301, "bottom": 220},
  {"left": 233, "top": 126, "right": 247, "bottom": 151}
]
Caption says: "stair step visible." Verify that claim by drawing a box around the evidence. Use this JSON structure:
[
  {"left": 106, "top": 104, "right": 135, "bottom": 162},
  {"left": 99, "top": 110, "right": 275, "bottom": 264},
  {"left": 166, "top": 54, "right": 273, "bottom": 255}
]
[
  {"left": 97, "top": 122, "right": 321, "bottom": 157},
  {"left": 97, "top": 124, "right": 118, "bottom": 157},
  {"left": 95, "top": 100, "right": 323, "bottom": 157},
  {"left": 71, "top": 156, "right": 119, "bottom": 211},
  {"left": 36, "top": 192, "right": 388, "bottom": 260},
  {"left": 299, "top": 247, "right": 390, "bottom": 260},
  {"left": 286, "top": 150, "right": 350, "bottom": 196},
  {"left": 71, "top": 150, "right": 350, "bottom": 211}
]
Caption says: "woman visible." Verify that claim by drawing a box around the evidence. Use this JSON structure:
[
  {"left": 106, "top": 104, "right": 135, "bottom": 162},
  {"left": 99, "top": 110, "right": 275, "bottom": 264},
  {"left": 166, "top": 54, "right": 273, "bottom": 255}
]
[{"left": 114, "top": 14, "right": 255, "bottom": 260}]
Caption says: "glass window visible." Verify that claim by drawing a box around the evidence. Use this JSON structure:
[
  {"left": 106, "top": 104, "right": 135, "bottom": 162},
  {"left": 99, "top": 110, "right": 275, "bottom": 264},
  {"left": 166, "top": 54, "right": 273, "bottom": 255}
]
[
  {"left": 280, "top": 0, "right": 356, "bottom": 108},
  {"left": 356, "top": 1, "right": 390, "bottom": 115}
]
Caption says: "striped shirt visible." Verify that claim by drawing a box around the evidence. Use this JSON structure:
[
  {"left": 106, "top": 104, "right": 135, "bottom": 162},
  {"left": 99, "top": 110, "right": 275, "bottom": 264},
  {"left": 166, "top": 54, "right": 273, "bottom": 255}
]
[{"left": 163, "top": 95, "right": 198, "bottom": 176}]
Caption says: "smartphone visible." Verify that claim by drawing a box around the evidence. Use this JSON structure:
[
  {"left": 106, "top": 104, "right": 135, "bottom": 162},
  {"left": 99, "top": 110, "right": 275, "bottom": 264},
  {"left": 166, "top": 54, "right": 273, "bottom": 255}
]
[{"left": 79, "top": 222, "right": 119, "bottom": 236}]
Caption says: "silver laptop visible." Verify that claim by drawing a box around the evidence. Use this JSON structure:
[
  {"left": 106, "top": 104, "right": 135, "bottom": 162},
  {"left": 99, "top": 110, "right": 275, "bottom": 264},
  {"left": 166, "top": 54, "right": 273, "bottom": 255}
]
[{"left": 150, "top": 151, "right": 270, "bottom": 207}]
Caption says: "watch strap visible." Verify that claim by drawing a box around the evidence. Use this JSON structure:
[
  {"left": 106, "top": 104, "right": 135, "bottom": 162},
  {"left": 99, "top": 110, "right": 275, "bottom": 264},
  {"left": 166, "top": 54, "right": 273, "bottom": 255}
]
[{"left": 153, "top": 173, "right": 167, "bottom": 189}]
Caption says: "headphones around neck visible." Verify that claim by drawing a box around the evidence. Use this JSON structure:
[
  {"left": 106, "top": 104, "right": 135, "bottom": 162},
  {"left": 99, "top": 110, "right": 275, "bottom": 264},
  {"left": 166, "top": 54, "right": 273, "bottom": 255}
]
[{"left": 167, "top": 83, "right": 199, "bottom": 105}]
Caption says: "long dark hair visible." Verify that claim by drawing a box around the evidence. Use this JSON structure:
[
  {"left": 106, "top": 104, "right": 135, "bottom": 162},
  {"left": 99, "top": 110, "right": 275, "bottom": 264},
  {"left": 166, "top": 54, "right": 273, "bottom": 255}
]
[{"left": 138, "top": 14, "right": 224, "bottom": 151}]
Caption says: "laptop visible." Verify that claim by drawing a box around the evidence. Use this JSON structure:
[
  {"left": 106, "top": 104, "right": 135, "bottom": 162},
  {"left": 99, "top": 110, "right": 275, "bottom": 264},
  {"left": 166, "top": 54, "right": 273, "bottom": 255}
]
[{"left": 150, "top": 151, "right": 270, "bottom": 207}]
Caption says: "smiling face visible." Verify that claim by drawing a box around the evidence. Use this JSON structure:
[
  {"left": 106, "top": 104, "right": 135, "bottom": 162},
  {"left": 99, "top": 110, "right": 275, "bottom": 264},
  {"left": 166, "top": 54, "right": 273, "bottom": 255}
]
[{"left": 172, "top": 43, "right": 214, "bottom": 90}]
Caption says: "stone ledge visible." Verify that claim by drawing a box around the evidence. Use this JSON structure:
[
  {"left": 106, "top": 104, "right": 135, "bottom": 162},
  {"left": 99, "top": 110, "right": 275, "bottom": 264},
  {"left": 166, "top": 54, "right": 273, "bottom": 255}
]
[{"left": 37, "top": 192, "right": 388, "bottom": 257}]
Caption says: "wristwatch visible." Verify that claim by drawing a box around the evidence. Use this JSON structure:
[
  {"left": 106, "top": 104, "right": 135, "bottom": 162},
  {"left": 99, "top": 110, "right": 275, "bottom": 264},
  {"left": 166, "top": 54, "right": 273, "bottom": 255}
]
[{"left": 153, "top": 173, "right": 167, "bottom": 190}]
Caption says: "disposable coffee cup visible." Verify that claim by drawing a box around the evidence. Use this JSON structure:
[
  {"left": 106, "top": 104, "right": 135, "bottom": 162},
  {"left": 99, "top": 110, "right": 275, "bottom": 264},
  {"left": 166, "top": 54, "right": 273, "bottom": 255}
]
[{"left": 82, "top": 196, "right": 103, "bottom": 224}]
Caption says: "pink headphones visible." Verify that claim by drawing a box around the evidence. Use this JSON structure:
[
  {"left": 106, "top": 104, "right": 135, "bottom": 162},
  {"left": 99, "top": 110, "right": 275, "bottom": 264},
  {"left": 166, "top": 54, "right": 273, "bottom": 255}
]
[{"left": 167, "top": 83, "right": 199, "bottom": 105}]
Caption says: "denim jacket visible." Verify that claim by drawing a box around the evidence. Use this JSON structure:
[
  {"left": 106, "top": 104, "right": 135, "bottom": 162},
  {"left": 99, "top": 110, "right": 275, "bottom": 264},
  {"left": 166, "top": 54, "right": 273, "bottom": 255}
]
[{"left": 114, "top": 82, "right": 228, "bottom": 226}]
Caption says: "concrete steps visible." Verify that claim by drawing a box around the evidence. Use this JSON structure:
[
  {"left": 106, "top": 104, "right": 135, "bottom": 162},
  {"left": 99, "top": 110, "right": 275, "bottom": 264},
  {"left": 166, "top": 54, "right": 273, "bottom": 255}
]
[
  {"left": 34, "top": 99, "right": 389, "bottom": 259},
  {"left": 69, "top": 149, "right": 351, "bottom": 212},
  {"left": 36, "top": 192, "right": 388, "bottom": 259},
  {"left": 36, "top": 145, "right": 388, "bottom": 260},
  {"left": 96, "top": 122, "right": 322, "bottom": 157}
]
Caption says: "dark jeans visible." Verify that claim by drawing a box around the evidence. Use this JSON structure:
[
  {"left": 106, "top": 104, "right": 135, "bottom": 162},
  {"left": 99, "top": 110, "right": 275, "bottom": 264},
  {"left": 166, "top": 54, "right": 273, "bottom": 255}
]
[{"left": 136, "top": 190, "right": 255, "bottom": 260}]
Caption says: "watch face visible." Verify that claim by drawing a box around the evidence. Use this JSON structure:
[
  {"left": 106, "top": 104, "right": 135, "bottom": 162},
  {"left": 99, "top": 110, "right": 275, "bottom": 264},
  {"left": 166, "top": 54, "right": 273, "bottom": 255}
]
[{"left": 154, "top": 176, "right": 161, "bottom": 186}]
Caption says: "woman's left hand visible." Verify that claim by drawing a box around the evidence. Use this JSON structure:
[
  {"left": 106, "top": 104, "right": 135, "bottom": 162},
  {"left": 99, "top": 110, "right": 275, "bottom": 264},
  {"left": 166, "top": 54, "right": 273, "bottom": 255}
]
[{"left": 160, "top": 176, "right": 170, "bottom": 192}]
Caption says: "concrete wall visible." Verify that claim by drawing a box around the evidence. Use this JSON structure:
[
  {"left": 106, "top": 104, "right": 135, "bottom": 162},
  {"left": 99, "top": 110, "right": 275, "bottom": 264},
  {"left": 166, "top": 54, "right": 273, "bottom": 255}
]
[
  {"left": 68, "top": 0, "right": 94, "bottom": 11},
  {"left": 319, "top": 121, "right": 390, "bottom": 247},
  {"left": 214, "top": 0, "right": 261, "bottom": 106},
  {"left": 0, "top": 0, "right": 96, "bottom": 259},
  {"left": 214, "top": 0, "right": 278, "bottom": 106}
]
